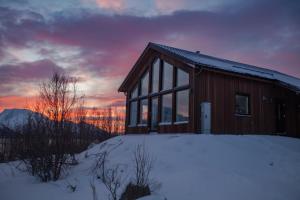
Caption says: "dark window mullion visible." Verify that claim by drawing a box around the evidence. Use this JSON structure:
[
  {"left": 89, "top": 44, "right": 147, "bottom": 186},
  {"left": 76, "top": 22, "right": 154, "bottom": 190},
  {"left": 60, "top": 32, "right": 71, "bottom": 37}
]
[
  {"left": 158, "top": 59, "right": 163, "bottom": 125},
  {"left": 159, "top": 59, "right": 163, "bottom": 92},
  {"left": 174, "top": 67, "right": 177, "bottom": 88},
  {"left": 149, "top": 63, "right": 153, "bottom": 94},
  {"left": 137, "top": 99, "right": 141, "bottom": 124},
  {"left": 172, "top": 91, "right": 176, "bottom": 123},
  {"left": 148, "top": 64, "right": 152, "bottom": 130}
]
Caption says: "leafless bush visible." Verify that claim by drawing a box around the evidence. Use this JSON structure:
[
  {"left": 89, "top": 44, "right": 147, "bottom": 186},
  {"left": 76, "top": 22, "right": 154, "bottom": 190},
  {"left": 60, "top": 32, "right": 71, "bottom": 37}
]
[
  {"left": 91, "top": 142, "right": 155, "bottom": 200},
  {"left": 19, "top": 72, "right": 83, "bottom": 182},
  {"left": 133, "top": 144, "right": 153, "bottom": 187},
  {"left": 103, "top": 164, "right": 126, "bottom": 200},
  {"left": 95, "top": 160, "right": 125, "bottom": 200},
  {"left": 120, "top": 144, "right": 154, "bottom": 200},
  {"left": 91, "top": 141, "right": 126, "bottom": 200}
]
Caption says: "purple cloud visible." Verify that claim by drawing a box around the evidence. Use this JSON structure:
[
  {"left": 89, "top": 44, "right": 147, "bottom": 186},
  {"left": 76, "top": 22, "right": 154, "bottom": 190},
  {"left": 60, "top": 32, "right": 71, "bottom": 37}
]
[
  {"left": 1, "top": 2, "right": 300, "bottom": 76},
  {"left": 0, "top": 59, "right": 64, "bottom": 84}
]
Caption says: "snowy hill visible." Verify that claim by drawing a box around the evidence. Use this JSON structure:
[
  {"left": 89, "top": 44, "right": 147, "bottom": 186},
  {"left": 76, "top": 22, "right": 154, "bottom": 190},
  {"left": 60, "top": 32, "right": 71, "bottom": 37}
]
[
  {"left": 0, "top": 109, "right": 36, "bottom": 130},
  {"left": 0, "top": 134, "right": 300, "bottom": 200}
]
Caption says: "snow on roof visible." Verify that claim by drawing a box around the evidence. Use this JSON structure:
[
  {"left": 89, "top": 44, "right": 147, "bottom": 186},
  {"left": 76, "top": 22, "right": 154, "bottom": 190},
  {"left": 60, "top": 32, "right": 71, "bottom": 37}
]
[{"left": 151, "top": 43, "right": 300, "bottom": 93}]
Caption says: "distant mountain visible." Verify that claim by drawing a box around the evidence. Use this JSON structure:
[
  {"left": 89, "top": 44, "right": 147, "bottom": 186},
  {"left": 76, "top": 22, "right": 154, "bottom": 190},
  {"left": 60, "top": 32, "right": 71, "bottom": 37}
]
[
  {"left": 0, "top": 109, "right": 107, "bottom": 136},
  {"left": 0, "top": 109, "right": 37, "bottom": 130}
]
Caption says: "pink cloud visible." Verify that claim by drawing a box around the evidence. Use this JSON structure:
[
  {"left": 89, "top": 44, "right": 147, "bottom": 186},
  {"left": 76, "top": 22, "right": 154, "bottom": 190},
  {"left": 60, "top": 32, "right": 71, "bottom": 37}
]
[{"left": 95, "top": 0, "right": 125, "bottom": 12}]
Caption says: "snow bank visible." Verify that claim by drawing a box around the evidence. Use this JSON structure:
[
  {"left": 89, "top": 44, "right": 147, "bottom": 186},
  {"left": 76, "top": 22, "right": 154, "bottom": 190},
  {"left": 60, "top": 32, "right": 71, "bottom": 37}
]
[{"left": 1, "top": 134, "right": 300, "bottom": 200}]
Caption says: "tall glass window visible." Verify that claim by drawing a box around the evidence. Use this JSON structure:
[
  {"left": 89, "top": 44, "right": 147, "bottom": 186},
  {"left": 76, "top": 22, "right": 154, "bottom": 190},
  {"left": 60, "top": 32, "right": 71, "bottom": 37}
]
[
  {"left": 151, "top": 97, "right": 158, "bottom": 129},
  {"left": 129, "top": 101, "right": 137, "bottom": 126},
  {"left": 140, "top": 71, "right": 149, "bottom": 96},
  {"left": 176, "top": 68, "right": 189, "bottom": 87},
  {"left": 131, "top": 86, "right": 138, "bottom": 99},
  {"left": 161, "top": 93, "right": 172, "bottom": 123},
  {"left": 162, "top": 61, "right": 173, "bottom": 90},
  {"left": 152, "top": 59, "right": 160, "bottom": 93},
  {"left": 176, "top": 90, "right": 189, "bottom": 122},
  {"left": 140, "top": 99, "right": 148, "bottom": 125}
]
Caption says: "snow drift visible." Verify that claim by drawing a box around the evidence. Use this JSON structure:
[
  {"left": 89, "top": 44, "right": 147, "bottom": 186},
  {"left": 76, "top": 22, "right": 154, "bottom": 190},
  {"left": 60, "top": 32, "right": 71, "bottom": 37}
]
[{"left": 0, "top": 134, "right": 300, "bottom": 200}]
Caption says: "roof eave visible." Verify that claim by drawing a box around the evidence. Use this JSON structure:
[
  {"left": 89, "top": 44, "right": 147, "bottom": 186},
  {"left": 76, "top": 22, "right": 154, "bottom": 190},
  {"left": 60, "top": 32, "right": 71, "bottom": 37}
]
[
  {"left": 118, "top": 42, "right": 196, "bottom": 92},
  {"left": 118, "top": 43, "right": 153, "bottom": 92}
]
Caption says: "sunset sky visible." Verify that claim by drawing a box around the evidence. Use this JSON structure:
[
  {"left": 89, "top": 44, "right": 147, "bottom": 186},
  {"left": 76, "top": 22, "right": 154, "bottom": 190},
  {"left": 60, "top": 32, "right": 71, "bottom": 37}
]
[{"left": 0, "top": 0, "right": 299, "bottom": 112}]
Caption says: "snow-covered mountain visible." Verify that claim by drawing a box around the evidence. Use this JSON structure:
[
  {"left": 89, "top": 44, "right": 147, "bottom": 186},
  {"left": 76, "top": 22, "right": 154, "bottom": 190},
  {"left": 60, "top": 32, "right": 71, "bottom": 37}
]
[
  {"left": 0, "top": 109, "right": 36, "bottom": 130},
  {"left": 0, "top": 109, "right": 107, "bottom": 135},
  {"left": 0, "top": 134, "right": 300, "bottom": 200}
]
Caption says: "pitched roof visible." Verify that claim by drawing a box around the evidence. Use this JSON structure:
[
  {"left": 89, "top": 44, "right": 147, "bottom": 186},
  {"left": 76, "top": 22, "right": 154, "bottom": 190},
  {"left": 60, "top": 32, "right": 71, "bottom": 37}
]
[
  {"left": 119, "top": 42, "right": 300, "bottom": 93},
  {"left": 150, "top": 43, "right": 300, "bottom": 93}
]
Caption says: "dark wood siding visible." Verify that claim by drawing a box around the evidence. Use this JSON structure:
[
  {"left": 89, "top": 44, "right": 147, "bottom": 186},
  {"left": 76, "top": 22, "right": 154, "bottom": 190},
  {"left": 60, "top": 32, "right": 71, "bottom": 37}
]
[{"left": 195, "top": 69, "right": 300, "bottom": 137}]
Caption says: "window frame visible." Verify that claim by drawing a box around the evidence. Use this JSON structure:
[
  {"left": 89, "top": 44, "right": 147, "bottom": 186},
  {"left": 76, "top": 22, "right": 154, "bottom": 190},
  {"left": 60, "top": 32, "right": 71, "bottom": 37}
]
[
  {"left": 138, "top": 98, "right": 148, "bottom": 126},
  {"left": 175, "top": 89, "right": 189, "bottom": 123},
  {"left": 151, "top": 58, "right": 160, "bottom": 94},
  {"left": 127, "top": 57, "right": 191, "bottom": 128},
  {"left": 130, "top": 85, "right": 138, "bottom": 99},
  {"left": 162, "top": 61, "right": 173, "bottom": 91},
  {"left": 150, "top": 97, "right": 159, "bottom": 130},
  {"left": 176, "top": 68, "right": 189, "bottom": 88},
  {"left": 235, "top": 93, "right": 251, "bottom": 116},
  {"left": 140, "top": 70, "right": 149, "bottom": 97},
  {"left": 160, "top": 93, "right": 173, "bottom": 124},
  {"left": 129, "top": 100, "right": 138, "bottom": 126}
]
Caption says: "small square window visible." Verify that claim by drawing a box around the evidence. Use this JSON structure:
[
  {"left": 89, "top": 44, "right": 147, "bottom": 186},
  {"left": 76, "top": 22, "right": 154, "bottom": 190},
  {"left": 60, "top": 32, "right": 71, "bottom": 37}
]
[{"left": 235, "top": 94, "right": 250, "bottom": 115}]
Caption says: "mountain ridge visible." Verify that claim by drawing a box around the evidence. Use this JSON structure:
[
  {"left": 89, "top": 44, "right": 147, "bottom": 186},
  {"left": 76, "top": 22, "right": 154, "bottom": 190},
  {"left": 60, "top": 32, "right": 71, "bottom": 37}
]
[{"left": 0, "top": 109, "right": 107, "bottom": 135}]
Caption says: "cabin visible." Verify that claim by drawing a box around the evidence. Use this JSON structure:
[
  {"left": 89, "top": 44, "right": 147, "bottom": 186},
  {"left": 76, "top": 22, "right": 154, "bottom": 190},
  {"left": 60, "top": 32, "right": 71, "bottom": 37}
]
[{"left": 118, "top": 43, "right": 300, "bottom": 137}]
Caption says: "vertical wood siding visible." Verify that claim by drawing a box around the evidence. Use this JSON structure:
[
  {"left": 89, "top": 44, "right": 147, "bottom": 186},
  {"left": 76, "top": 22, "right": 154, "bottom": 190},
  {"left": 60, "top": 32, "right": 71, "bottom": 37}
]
[{"left": 196, "top": 69, "right": 300, "bottom": 137}]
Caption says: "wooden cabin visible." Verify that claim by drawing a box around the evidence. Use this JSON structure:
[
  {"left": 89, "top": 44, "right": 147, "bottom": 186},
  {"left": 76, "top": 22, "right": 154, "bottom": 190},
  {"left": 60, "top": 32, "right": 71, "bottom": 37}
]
[{"left": 118, "top": 43, "right": 300, "bottom": 137}]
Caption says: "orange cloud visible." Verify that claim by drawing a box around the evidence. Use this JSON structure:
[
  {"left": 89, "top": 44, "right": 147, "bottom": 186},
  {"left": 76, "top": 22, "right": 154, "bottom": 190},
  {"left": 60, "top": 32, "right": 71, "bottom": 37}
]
[
  {"left": 0, "top": 96, "right": 37, "bottom": 112},
  {"left": 0, "top": 94, "right": 125, "bottom": 113}
]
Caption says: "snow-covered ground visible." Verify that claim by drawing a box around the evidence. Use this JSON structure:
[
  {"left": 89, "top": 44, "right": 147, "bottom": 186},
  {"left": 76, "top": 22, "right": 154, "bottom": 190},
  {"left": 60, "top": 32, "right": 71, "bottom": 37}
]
[{"left": 1, "top": 134, "right": 300, "bottom": 200}]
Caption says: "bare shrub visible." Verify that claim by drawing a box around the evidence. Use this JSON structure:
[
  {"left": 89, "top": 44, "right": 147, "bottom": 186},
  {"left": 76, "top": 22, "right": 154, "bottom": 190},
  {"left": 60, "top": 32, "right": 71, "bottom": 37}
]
[
  {"left": 20, "top": 72, "right": 83, "bottom": 182},
  {"left": 102, "top": 164, "right": 126, "bottom": 200},
  {"left": 91, "top": 142, "right": 155, "bottom": 200},
  {"left": 133, "top": 144, "right": 153, "bottom": 187},
  {"left": 120, "top": 144, "right": 154, "bottom": 200},
  {"left": 91, "top": 141, "right": 126, "bottom": 200}
]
